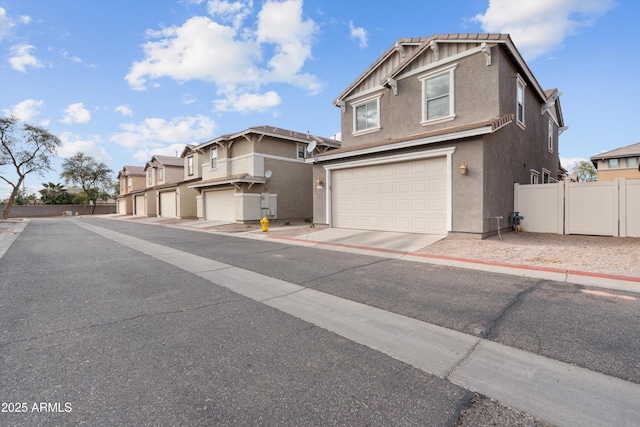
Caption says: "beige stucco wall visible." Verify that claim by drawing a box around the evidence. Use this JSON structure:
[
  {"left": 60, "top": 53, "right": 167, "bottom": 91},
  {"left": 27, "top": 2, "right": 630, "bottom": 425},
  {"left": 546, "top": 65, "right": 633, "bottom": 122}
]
[
  {"left": 261, "top": 157, "right": 313, "bottom": 220},
  {"left": 338, "top": 47, "right": 503, "bottom": 150},
  {"left": 177, "top": 184, "right": 198, "bottom": 218},
  {"left": 597, "top": 169, "right": 640, "bottom": 180},
  {"left": 157, "top": 165, "right": 183, "bottom": 186}
]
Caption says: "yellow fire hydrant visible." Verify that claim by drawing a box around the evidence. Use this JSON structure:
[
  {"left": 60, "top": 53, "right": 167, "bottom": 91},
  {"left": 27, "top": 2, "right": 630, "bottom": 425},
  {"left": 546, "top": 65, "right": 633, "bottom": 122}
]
[{"left": 260, "top": 216, "right": 269, "bottom": 232}]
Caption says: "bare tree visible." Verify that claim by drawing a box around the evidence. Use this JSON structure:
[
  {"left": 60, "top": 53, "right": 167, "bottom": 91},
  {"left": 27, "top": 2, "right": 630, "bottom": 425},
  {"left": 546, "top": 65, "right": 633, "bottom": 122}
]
[
  {"left": 1, "top": 116, "right": 62, "bottom": 219},
  {"left": 60, "top": 153, "right": 113, "bottom": 214}
]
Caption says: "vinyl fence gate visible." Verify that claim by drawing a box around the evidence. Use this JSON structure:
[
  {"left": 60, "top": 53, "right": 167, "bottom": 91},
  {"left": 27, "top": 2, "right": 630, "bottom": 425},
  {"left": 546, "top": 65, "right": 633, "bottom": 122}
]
[{"left": 513, "top": 178, "right": 640, "bottom": 237}]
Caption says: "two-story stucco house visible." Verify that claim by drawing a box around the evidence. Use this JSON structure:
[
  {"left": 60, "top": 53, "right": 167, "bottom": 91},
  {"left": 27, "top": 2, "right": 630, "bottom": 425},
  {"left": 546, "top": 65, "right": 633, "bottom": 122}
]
[
  {"left": 116, "top": 165, "right": 146, "bottom": 215},
  {"left": 187, "top": 126, "right": 339, "bottom": 222},
  {"left": 132, "top": 155, "right": 190, "bottom": 217},
  {"left": 311, "top": 33, "right": 565, "bottom": 238},
  {"left": 590, "top": 142, "right": 640, "bottom": 181}
]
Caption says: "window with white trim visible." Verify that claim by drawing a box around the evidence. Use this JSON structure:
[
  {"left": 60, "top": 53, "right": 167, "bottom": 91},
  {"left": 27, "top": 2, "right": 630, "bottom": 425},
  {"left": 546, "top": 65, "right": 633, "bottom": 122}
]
[
  {"left": 548, "top": 120, "right": 554, "bottom": 152},
  {"left": 210, "top": 147, "right": 218, "bottom": 169},
  {"left": 187, "top": 156, "right": 194, "bottom": 175},
  {"left": 419, "top": 64, "right": 457, "bottom": 125},
  {"left": 542, "top": 168, "right": 551, "bottom": 184},
  {"left": 516, "top": 74, "right": 526, "bottom": 127},
  {"left": 147, "top": 169, "right": 152, "bottom": 185},
  {"left": 608, "top": 158, "right": 618, "bottom": 169},
  {"left": 297, "top": 144, "right": 306, "bottom": 160},
  {"left": 626, "top": 157, "right": 639, "bottom": 168},
  {"left": 530, "top": 169, "right": 539, "bottom": 184},
  {"left": 158, "top": 166, "right": 164, "bottom": 181},
  {"left": 352, "top": 95, "right": 381, "bottom": 135}
]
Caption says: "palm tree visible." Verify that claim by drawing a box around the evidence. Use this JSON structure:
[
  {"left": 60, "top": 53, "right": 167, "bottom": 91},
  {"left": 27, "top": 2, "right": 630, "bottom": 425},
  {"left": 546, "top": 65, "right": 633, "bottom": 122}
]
[{"left": 39, "top": 182, "right": 70, "bottom": 204}]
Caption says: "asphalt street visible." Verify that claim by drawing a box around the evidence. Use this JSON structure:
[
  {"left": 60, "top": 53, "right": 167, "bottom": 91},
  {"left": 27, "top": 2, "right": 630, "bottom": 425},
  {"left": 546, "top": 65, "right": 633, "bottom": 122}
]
[{"left": 1, "top": 217, "right": 639, "bottom": 426}]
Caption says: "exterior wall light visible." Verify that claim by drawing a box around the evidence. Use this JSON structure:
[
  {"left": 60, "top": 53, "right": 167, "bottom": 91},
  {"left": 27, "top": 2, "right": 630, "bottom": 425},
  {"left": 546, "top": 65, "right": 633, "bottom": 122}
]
[
  {"left": 316, "top": 177, "right": 324, "bottom": 189},
  {"left": 459, "top": 161, "right": 468, "bottom": 175}
]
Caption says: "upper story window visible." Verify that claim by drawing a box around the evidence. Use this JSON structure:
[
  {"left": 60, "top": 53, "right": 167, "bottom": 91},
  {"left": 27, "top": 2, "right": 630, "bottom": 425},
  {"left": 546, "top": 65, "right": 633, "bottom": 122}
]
[
  {"left": 542, "top": 168, "right": 551, "bottom": 184},
  {"left": 187, "top": 156, "right": 194, "bottom": 175},
  {"left": 548, "top": 120, "right": 554, "bottom": 152},
  {"left": 158, "top": 166, "right": 164, "bottom": 181},
  {"left": 608, "top": 158, "right": 619, "bottom": 169},
  {"left": 297, "top": 144, "right": 306, "bottom": 160},
  {"left": 210, "top": 147, "right": 218, "bottom": 169},
  {"left": 516, "top": 74, "right": 526, "bottom": 127},
  {"left": 420, "top": 64, "right": 457, "bottom": 125},
  {"left": 147, "top": 169, "right": 152, "bottom": 185},
  {"left": 626, "top": 157, "right": 638, "bottom": 168},
  {"left": 351, "top": 94, "right": 381, "bottom": 135}
]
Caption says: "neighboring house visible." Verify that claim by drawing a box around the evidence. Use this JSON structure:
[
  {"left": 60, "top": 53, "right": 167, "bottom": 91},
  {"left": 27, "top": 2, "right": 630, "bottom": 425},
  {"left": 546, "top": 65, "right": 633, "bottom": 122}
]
[
  {"left": 312, "top": 33, "right": 566, "bottom": 238},
  {"left": 590, "top": 142, "right": 640, "bottom": 181},
  {"left": 140, "top": 154, "right": 194, "bottom": 218},
  {"left": 187, "top": 126, "right": 339, "bottom": 222},
  {"left": 116, "top": 165, "right": 146, "bottom": 215}
]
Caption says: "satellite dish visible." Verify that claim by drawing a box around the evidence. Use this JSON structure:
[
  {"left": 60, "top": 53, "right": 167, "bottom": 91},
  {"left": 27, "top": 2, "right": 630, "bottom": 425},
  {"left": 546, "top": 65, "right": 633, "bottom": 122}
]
[
  {"left": 306, "top": 140, "right": 317, "bottom": 153},
  {"left": 265, "top": 170, "right": 272, "bottom": 179}
]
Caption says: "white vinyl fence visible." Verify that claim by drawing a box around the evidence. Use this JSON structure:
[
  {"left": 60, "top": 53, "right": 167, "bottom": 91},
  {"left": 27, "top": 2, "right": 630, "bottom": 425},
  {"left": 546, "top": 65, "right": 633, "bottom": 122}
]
[{"left": 514, "top": 178, "right": 640, "bottom": 237}]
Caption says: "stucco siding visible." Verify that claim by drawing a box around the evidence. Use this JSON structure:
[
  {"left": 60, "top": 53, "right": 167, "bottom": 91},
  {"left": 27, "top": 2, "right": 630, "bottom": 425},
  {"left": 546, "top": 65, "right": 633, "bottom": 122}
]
[
  {"left": 450, "top": 139, "right": 485, "bottom": 234},
  {"left": 262, "top": 158, "right": 313, "bottom": 219}
]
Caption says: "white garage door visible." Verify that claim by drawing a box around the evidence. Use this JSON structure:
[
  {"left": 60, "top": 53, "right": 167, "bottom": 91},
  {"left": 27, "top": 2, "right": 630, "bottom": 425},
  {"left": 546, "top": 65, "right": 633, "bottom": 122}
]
[
  {"left": 118, "top": 199, "right": 126, "bottom": 215},
  {"left": 332, "top": 157, "right": 447, "bottom": 234},
  {"left": 134, "top": 195, "right": 145, "bottom": 216},
  {"left": 159, "top": 191, "right": 177, "bottom": 218},
  {"left": 205, "top": 189, "right": 236, "bottom": 221}
]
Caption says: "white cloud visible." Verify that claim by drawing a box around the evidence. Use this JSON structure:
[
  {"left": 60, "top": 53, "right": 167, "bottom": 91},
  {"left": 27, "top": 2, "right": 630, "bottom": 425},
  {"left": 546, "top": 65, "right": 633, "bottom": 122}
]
[
  {"left": 0, "top": 7, "right": 14, "bottom": 41},
  {"left": 126, "top": 0, "right": 321, "bottom": 111},
  {"left": 207, "top": 0, "right": 253, "bottom": 29},
  {"left": 2, "top": 99, "right": 45, "bottom": 122},
  {"left": 349, "top": 20, "right": 367, "bottom": 48},
  {"left": 182, "top": 93, "right": 196, "bottom": 105},
  {"left": 213, "top": 90, "right": 281, "bottom": 113},
  {"left": 110, "top": 114, "right": 216, "bottom": 149},
  {"left": 126, "top": 16, "right": 261, "bottom": 91},
  {"left": 115, "top": 105, "right": 133, "bottom": 117},
  {"left": 8, "top": 43, "right": 43, "bottom": 72},
  {"left": 472, "top": 0, "right": 614, "bottom": 60},
  {"left": 61, "top": 103, "right": 91, "bottom": 124},
  {"left": 256, "top": 0, "right": 319, "bottom": 89},
  {"left": 19, "top": 15, "right": 31, "bottom": 25},
  {"left": 58, "top": 132, "right": 112, "bottom": 163}
]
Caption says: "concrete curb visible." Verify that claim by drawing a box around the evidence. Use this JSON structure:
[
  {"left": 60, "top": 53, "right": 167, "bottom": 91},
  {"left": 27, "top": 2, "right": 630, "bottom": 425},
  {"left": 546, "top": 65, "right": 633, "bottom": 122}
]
[{"left": 267, "top": 235, "right": 640, "bottom": 294}]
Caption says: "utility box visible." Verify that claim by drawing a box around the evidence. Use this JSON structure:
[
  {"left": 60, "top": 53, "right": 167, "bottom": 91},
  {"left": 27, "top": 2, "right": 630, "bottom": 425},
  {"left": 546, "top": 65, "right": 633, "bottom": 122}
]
[{"left": 260, "top": 192, "right": 270, "bottom": 209}]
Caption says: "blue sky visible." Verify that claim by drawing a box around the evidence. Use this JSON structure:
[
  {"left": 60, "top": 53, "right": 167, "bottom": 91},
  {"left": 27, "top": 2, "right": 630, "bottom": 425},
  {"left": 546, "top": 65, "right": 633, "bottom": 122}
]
[{"left": 1, "top": 0, "right": 638, "bottom": 199}]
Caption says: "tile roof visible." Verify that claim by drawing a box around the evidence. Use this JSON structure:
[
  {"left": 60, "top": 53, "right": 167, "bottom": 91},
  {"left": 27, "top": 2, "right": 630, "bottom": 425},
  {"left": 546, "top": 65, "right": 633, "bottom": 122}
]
[
  {"left": 316, "top": 114, "right": 514, "bottom": 159},
  {"left": 196, "top": 125, "right": 340, "bottom": 150},
  {"left": 120, "top": 165, "right": 145, "bottom": 175},
  {"left": 151, "top": 155, "right": 184, "bottom": 167},
  {"left": 590, "top": 142, "right": 640, "bottom": 160}
]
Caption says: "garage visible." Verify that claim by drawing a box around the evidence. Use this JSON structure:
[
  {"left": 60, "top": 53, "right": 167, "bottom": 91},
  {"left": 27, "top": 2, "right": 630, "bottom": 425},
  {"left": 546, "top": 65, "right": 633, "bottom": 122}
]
[
  {"left": 134, "top": 195, "right": 145, "bottom": 216},
  {"left": 117, "top": 199, "right": 125, "bottom": 215},
  {"left": 204, "top": 189, "right": 236, "bottom": 221},
  {"left": 331, "top": 156, "right": 447, "bottom": 234},
  {"left": 159, "top": 191, "right": 177, "bottom": 218}
]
